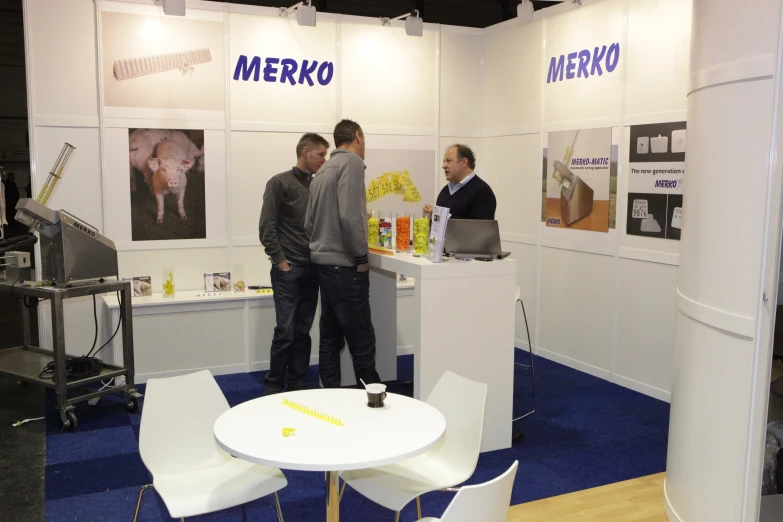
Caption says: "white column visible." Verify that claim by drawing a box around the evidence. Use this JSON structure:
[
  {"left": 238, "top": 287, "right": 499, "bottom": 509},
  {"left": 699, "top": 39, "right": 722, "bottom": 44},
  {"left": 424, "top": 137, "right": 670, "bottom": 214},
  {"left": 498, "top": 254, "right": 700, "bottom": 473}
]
[{"left": 665, "top": 1, "right": 783, "bottom": 521}]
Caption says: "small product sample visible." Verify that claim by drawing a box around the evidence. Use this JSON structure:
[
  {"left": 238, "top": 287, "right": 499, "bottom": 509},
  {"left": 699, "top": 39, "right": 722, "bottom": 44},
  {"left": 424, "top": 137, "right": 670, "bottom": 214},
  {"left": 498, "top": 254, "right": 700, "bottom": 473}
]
[
  {"left": 396, "top": 214, "right": 410, "bottom": 252},
  {"left": 379, "top": 215, "right": 392, "bottom": 248},
  {"left": 413, "top": 216, "right": 429, "bottom": 256},
  {"left": 368, "top": 212, "right": 379, "bottom": 245},
  {"left": 162, "top": 268, "right": 175, "bottom": 298}
]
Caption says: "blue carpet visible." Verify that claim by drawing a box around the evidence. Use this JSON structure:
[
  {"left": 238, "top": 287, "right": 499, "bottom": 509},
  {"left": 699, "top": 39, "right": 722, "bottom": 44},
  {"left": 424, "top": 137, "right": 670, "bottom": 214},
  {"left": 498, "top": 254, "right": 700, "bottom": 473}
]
[{"left": 43, "top": 353, "right": 670, "bottom": 521}]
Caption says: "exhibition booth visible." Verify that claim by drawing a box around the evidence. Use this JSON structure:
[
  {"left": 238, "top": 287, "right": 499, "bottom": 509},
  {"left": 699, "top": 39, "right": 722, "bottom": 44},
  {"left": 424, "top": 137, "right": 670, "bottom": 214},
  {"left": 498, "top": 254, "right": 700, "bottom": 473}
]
[{"left": 16, "top": 0, "right": 783, "bottom": 519}]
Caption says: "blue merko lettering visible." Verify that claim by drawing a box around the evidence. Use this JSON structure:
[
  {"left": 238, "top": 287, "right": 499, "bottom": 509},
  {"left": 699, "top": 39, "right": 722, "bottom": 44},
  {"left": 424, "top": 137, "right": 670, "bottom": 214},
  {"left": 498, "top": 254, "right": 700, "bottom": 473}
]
[
  {"left": 317, "top": 62, "right": 334, "bottom": 86},
  {"left": 233, "top": 55, "right": 262, "bottom": 82},
  {"left": 547, "top": 55, "right": 565, "bottom": 84},
  {"left": 263, "top": 58, "right": 280, "bottom": 82},
  {"left": 591, "top": 46, "right": 606, "bottom": 76},
  {"left": 546, "top": 43, "right": 620, "bottom": 83},
  {"left": 298, "top": 60, "right": 318, "bottom": 86},
  {"left": 280, "top": 58, "right": 298, "bottom": 85}
]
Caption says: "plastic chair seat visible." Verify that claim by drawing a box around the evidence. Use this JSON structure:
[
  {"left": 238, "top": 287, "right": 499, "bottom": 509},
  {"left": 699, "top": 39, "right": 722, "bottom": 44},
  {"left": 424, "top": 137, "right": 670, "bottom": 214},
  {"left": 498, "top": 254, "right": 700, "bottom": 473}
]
[
  {"left": 154, "top": 457, "right": 287, "bottom": 518},
  {"left": 342, "top": 447, "right": 469, "bottom": 510}
]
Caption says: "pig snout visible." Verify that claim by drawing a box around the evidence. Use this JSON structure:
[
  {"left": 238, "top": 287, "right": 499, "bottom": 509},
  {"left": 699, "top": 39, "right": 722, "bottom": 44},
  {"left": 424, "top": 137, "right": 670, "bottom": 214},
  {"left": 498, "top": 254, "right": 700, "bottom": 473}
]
[{"left": 167, "top": 177, "right": 179, "bottom": 188}]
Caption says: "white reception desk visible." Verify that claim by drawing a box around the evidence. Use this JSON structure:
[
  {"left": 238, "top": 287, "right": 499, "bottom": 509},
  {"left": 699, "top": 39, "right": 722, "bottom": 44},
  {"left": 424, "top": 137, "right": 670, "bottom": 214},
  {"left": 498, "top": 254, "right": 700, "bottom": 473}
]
[{"left": 368, "top": 253, "right": 516, "bottom": 452}]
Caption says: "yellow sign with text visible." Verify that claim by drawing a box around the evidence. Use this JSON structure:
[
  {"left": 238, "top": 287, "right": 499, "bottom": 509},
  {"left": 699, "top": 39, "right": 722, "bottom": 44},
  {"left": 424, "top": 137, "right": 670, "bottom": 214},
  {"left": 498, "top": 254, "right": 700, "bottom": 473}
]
[{"left": 367, "top": 170, "right": 422, "bottom": 203}]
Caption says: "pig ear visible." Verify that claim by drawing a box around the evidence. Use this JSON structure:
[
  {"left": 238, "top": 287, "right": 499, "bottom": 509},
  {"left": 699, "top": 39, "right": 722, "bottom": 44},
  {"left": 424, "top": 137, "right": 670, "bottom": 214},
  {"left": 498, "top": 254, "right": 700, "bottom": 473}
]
[
  {"left": 180, "top": 159, "right": 193, "bottom": 170},
  {"left": 148, "top": 158, "right": 161, "bottom": 171}
]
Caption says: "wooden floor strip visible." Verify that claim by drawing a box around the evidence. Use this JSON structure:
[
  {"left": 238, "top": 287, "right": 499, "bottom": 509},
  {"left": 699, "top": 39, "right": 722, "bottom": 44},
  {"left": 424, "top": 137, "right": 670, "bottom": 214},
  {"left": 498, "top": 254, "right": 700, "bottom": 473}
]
[{"left": 507, "top": 473, "right": 667, "bottom": 522}]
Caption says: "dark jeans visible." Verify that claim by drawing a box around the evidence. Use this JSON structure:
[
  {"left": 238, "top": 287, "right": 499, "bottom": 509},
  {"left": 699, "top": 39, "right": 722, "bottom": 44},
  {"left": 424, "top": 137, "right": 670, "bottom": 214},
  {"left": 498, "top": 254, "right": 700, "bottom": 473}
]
[
  {"left": 317, "top": 265, "right": 381, "bottom": 388},
  {"left": 264, "top": 263, "right": 319, "bottom": 391}
]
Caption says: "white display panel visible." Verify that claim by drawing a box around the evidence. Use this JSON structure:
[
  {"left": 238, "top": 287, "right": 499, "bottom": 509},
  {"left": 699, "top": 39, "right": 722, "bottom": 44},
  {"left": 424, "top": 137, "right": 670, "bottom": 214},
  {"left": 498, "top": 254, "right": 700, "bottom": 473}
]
[
  {"left": 483, "top": 19, "right": 542, "bottom": 135},
  {"left": 229, "top": 13, "right": 337, "bottom": 130},
  {"left": 28, "top": 0, "right": 99, "bottom": 123},
  {"left": 230, "top": 131, "right": 308, "bottom": 242},
  {"left": 100, "top": 1, "right": 226, "bottom": 121},
  {"left": 104, "top": 127, "right": 228, "bottom": 249},
  {"left": 33, "top": 127, "right": 104, "bottom": 233},
  {"left": 615, "top": 258, "right": 677, "bottom": 398},
  {"left": 482, "top": 134, "right": 541, "bottom": 238},
  {"left": 538, "top": 246, "right": 616, "bottom": 374},
  {"left": 232, "top": 245, "right": 272, "bottom": 288},
  {"left": 624, "top": 0, "right": 691, "bottom": 118},
  {"left": 439, "top": 28, "right": 482, "bottom": 138},
  {"left": 340, "top": 17, "right": 437, "bottom": 134},
  {"left": 543, "top": 0, "right": 625, "bottom": 126}
]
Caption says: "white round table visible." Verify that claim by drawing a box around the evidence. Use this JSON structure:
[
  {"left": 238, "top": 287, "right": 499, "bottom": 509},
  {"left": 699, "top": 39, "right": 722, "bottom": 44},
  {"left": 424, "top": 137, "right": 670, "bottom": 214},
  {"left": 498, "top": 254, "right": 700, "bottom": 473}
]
[{"left": 213, "top": 388, "right": 446, "bottom": 522}]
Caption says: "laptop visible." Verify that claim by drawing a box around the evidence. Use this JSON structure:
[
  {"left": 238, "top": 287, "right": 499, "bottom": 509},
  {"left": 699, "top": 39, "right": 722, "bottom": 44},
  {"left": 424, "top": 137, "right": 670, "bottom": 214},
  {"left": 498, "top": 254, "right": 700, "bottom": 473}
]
[{"left": 443, "top": 219, "right": 511, "bottom": 260}]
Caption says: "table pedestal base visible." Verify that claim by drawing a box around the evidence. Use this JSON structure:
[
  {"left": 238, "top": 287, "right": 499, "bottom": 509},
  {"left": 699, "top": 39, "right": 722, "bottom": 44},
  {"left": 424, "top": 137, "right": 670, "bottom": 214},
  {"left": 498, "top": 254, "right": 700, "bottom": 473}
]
[{"left": 326, "top": 470, "right": 339, "bottom": 521}]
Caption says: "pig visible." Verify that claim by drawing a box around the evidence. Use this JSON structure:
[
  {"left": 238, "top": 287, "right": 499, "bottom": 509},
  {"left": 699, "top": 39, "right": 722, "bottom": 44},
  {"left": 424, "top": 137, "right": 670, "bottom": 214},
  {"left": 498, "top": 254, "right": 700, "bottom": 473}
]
[
  {"left": 148, "top": 139, "right": 192, "bottom": 224},
  {"left": 129, "top": 129, "right": 203, "bottom": 192},
  {"left": 132, "top": 279, "right": 151, "bottom": 297},
  {"left": 213, "top": 275, "right": 231, "bottom": 291}
]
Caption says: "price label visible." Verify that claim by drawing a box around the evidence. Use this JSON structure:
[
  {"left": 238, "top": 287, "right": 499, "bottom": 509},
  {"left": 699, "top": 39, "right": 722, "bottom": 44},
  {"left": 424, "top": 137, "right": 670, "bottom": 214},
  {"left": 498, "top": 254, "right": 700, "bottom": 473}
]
[
  {"left": 671, "top": 207, "right": 683, "bottom": 229},
  {"left": 632, "top": 199, "right": 648, "bottom": 219}
]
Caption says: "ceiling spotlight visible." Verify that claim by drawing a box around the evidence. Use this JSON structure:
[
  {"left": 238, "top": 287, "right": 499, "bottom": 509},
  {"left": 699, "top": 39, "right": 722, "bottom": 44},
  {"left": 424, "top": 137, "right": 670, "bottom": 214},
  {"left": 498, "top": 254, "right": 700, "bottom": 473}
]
[
  {"left": 279, "top": 0, "right": 317, "bottom": 27},
  {"left": 160, "top": 0, "right": 185, "bottom": 16},
  {"left": 517, "top": 0, "right": 533, "bottom": 24},
  {"left": 380, "top": 9, "right": 423, "bottom": 37}
]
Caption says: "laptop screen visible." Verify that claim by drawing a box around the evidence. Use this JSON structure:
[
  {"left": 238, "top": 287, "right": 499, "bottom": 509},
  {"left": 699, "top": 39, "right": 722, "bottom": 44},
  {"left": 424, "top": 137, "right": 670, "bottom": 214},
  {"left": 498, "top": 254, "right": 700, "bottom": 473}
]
[{"left": 443, "top": 219, "right": 504, "bottom": 256}]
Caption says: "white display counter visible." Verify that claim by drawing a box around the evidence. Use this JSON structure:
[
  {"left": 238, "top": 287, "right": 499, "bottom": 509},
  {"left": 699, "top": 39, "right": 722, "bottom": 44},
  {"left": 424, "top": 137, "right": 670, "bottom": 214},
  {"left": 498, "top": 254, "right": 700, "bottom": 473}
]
[
  {"left": 368, "top": 253, "right": 517, "bottom": 452},
  {"left": 102, "top": 281, "right": 416, "bottom": 383}
]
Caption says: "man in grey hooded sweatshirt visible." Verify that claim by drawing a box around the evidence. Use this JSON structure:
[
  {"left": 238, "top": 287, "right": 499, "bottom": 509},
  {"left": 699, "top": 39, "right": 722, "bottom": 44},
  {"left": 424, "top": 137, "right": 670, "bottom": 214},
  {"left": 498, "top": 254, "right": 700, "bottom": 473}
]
[{"left": 305, "top": 119, "right": 381, "bottom": 387}]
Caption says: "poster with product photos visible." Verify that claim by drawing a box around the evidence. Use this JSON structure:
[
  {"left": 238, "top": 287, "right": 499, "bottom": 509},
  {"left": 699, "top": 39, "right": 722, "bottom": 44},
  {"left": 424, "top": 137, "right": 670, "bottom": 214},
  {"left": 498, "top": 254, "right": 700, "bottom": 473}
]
[{"left": 626, "top": 122, "right": 686, "bottom": 240}]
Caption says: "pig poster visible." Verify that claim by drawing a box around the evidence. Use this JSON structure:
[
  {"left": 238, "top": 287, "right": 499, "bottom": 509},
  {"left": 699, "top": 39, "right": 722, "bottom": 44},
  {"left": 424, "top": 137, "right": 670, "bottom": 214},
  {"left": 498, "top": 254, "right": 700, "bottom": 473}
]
[
  {"left": 129, "top": 128, "right": 206, "bottom": 241},
  {"left": 124, "top": 276, "right": 153, "bottom": 297}
]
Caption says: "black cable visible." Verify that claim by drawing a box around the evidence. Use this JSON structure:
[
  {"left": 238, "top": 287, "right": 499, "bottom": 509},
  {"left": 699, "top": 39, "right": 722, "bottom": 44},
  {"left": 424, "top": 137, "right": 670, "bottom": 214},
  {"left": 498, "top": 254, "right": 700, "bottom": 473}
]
[
  {"left": 39, "top": 287, "right": 123, "bottom": 382},
  {"left": 512, "top": 295, "right": 537, "bottom": 444}
]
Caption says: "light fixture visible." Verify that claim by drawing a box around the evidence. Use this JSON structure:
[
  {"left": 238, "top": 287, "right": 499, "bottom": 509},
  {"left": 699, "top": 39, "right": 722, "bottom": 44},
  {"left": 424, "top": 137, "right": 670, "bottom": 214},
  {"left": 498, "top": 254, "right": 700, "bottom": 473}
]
[
  {"left": 161, "top": 0, "right": 185, "bottom": 16},
  {"left": 380, "top": 9, "right": 423, "bottom": 37},
  {"left": 517, "top": 0, "right": 534, "bottom": 24},
  {"left": 279, "top": 0, "right": 317, "bottom": 27}
]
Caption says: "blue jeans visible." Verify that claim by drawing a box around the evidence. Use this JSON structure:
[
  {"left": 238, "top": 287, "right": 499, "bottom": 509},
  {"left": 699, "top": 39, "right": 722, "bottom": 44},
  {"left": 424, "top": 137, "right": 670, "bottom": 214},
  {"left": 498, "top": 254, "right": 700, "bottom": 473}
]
[
  {"left": 264, "top": 263, "right": 319, "bottom": 391},
  {"left": 317, "top": 265, "right": 381, "bottom": 388}
]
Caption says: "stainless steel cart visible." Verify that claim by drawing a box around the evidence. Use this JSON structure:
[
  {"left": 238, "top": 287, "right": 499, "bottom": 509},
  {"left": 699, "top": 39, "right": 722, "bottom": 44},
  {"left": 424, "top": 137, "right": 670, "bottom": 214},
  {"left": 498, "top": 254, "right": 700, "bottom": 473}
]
[{"left": 0, "top": 279, "right": 138, "bottom": 431}]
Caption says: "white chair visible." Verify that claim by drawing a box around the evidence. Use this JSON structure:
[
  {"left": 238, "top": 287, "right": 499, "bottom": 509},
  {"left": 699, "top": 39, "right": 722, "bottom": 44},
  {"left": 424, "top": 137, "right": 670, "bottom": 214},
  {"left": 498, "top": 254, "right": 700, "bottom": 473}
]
[
  {"left": 415, "top": 461, "right": 518, "bottom": 522},
  {"left": 132, "top": 370, "right": 287, "bottom": 522},
  {"left": 340, "top": 371, "right": 487, "bottom": 521}
]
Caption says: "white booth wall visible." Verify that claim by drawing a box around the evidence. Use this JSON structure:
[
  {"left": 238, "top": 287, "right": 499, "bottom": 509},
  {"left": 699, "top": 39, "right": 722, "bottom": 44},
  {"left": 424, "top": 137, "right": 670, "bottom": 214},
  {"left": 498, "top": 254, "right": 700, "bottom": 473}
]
[
  {"left": 23, "top": 0, "right": 691, "bottom": 395},
  {"left": 481, "top": 0, "right": 691, "bottom": 402}
]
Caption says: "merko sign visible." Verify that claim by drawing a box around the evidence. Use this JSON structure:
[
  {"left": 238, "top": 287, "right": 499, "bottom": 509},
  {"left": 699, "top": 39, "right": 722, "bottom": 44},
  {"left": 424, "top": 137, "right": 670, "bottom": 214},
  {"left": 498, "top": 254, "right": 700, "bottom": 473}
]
[
  {"left": 233, "top": 55, "right": 335, "bottom": 86},
  {"left": 546, "top": 43, "right": 620, "bottom": 84}
]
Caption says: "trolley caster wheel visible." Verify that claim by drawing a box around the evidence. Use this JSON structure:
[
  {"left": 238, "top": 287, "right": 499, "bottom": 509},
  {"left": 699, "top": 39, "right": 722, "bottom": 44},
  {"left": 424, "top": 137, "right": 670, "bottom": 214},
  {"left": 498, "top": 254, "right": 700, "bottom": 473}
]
[
  {"left": 126, "top": 397, "right": 140, "bottom": 413},
  {"left": 64, "top": 411, "right": 78, "bottom": 432}
]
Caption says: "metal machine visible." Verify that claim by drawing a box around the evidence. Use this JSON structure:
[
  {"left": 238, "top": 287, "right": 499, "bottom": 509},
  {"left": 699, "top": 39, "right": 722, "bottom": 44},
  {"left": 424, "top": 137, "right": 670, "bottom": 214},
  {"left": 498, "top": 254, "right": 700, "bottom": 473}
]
[
  {"left": 10, "top": 142, "right": 118, "bottom": 283},
  {"left": 553, "top": 159, "right": 594, "bottom": 226},
  {"left": 0, "top": 143, "right": 137, "bottom": 432}
]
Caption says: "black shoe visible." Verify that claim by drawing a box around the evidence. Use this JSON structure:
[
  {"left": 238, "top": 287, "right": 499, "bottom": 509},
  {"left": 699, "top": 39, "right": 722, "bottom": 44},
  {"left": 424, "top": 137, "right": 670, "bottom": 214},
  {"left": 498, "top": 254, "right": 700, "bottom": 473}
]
[
  {"left": 401, "top": 380, "right": 413, "bottom": 388},
  {"left": 265, "top": 387, "right": 282, "bottom": 396},
  {"left": 288, "top": 384, "right": 308, "bottom": 392}
]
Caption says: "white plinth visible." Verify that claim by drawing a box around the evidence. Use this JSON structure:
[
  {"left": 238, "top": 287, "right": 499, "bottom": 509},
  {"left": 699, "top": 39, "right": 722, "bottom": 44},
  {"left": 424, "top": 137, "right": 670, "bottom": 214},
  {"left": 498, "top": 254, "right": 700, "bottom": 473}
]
[{"left": 368, "top": 253, "right": 516, "bottom": 452}]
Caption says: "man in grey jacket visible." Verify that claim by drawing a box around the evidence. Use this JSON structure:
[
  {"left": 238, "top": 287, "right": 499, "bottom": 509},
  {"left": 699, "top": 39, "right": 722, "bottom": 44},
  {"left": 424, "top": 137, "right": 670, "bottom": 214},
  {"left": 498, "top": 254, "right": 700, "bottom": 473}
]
[
  {"left": 259, "top": 133, "right": 329, "bottom": 394},
  {"left": 305, "top": 119, "right": 381, "bottom": 387}
]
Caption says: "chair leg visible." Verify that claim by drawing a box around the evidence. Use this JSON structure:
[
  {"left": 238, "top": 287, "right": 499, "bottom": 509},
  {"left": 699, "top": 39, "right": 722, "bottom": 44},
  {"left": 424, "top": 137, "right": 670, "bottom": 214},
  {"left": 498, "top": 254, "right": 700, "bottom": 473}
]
[
  {"left": 394, "top": 512, "right": 400, "bottom": 522},
  {"left": 273, "top": 491, "right": 284, "bottom": 522},
  {"left": 241, "top": 503, "right": 247, "bottom": 522},
  {"left": 339, "top": 481, "right": 346, "bottom": 502},
  {"left": 133, "top": 484, "right": 154, "bottom": 522},
  {"left": 416, "top": 496, "right": 422, "bottom": 519}
]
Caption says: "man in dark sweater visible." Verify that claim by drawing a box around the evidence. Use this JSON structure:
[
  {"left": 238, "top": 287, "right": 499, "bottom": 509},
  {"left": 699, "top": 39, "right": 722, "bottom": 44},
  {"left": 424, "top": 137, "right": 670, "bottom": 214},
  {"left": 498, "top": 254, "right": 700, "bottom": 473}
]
[
  {"left": 424, "top": 144, "right": 496, "bottom": 219},
  {"left": 305, "top": 119, "right": 382, "bottom": 388},
  {"left": 259, "top": 133, "right": 329, "bottom": 394}
]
